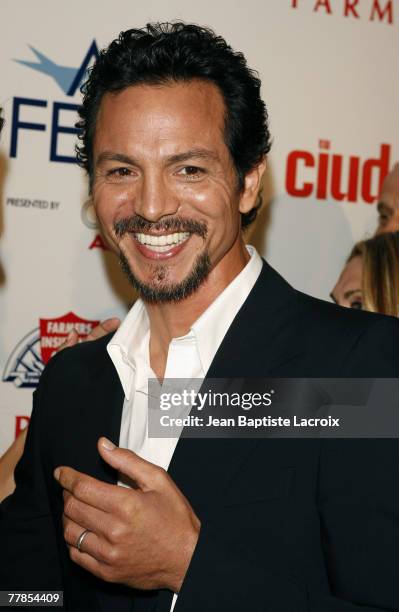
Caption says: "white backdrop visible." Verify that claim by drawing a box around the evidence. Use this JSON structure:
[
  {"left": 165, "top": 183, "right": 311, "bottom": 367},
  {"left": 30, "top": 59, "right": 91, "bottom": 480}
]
[{"left": 1, "top": 0, "right": 398, "bottom": 452}]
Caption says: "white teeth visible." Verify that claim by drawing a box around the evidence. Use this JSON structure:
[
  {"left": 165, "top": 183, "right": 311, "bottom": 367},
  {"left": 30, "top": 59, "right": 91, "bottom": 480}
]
[
  {"left": 134, "top": 232, "right": 190, "bottom": 250},
  {"left": 150, "top": 244, "right": 176, "bottom": 252}
]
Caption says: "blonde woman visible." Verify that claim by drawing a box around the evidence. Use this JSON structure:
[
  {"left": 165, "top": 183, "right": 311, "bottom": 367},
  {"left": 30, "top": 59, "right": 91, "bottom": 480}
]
[{"left": 332, "top": 231, "right": 399, "bottom": 315}]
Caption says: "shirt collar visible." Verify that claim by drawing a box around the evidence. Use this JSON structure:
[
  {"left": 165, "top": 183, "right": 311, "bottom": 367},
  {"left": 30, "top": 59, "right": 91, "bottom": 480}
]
[{"left": 107, "top": 299, "right": 150, "bottom": 400}]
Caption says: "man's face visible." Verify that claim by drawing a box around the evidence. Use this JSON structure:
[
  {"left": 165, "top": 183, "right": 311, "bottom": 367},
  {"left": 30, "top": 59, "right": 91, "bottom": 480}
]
[
  {"left": 92, "top": 80, "right": 258, "bottom": 302},
  {"left": 375, "top": 163, "right": 399, "bottom": 234},
  {"left": 330, "top": 255, "right": 363, "bottom": 309}
]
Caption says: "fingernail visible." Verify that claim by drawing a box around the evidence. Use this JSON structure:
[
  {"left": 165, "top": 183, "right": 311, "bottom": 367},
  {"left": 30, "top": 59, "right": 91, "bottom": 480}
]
[
  {"left": 54, "top": 468, "right": 60, "bottom": 481},
  {"left": 101, "top": 437, "right": 116, "bottom": 450}
]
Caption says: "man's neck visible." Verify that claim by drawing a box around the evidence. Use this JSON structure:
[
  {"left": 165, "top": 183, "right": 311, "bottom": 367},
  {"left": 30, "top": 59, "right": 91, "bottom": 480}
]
[{"left": 146, "top": 241, "right": 250, "bottom": 379}]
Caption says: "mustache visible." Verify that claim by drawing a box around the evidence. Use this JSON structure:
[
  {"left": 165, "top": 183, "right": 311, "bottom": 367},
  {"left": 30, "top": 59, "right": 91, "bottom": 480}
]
[{"left": 114, "top": 216, "right": 208, "bottom": 239}]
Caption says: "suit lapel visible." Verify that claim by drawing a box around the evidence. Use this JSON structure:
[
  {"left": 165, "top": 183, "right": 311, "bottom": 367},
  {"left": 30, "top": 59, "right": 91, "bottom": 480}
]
[
  {"left": 206, "top": 259, "right": 302, "bottom": 378},
  {"left": 168, "top": 260, "right": 303, "bottom": 515},
  {"left": 83, "top": 346, "right": 125, "bottom": 486}
]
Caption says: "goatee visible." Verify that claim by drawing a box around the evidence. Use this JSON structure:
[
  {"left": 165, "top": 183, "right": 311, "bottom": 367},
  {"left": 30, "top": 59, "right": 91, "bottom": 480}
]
[{"left": 119, "top": 251, "right": 211, "bottom": 303}]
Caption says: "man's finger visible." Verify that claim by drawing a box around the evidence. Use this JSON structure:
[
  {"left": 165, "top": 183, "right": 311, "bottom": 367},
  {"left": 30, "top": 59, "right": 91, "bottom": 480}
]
[
  {"left": 69, "top": 544, "right": 118, "bottom": 585},
  {"left": 68, "top": 539, "right": 110, "bottom": 580},
  {"left": 98, "top": 437, "right": 169, "bottom": 492},
  {"left": 63, "top": 515, "right": 107, "bottom": 560},
  {"left": 87, "top": 318, "right": 121, "bottom": 341},
  {"left": 56, "top": 329, "right": 79, "bottom": 353},
  {"left": 54, "top": 466, "right": 128, "bottom": 512},
  {"left": 63, "top": 490, "right": 111, "bottom": 538},
  {"left": 57, "top": 317, "right": 120, "bottom": 353}
]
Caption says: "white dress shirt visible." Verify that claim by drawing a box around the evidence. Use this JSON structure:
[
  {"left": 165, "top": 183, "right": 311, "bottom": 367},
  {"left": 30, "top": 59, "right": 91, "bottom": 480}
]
[{"left": 107, "top": 245, "right": 262, "bottom": 606}]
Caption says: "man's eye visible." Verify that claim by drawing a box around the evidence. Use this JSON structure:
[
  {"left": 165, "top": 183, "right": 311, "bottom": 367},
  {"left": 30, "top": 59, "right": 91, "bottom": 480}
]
[
  {"left": 107, "top": 167, "right": 131, "bottom": 178},
  {"left": 178, "top": 166, "right": 205, "bottom": 179},
  {"left": 350, "top": 300, "right": 363, "bottom": 310}
]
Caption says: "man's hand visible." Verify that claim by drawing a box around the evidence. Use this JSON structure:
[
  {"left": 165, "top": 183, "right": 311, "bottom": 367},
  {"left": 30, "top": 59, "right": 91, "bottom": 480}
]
[
  {"left": 58, "top": 317, "right": 121, "bottom": 351},
  {"left": 54, "top": 438, "right": 200, "bottom": 592}
]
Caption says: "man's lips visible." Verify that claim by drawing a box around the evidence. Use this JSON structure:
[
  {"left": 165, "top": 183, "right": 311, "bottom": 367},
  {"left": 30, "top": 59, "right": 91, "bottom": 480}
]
[{"left": 131, "top": 231, "right": 192, "bottom": 260}]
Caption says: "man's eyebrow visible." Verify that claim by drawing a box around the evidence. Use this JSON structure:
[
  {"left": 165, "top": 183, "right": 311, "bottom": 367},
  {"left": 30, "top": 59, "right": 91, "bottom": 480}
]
[
  {"left": 165, "top": 148, "right": 220, "bottom": 164},
  {"left": 96, "top": 152, "right": 138, "bottom": 166},
  {"left": 95, "top": 148, "right": 220, "bottom": 168}
]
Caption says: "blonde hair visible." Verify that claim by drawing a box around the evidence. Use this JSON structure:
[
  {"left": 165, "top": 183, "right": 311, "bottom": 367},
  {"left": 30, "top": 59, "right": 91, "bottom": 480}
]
[{"left": 348, "top": 232, "right": 399, "bottom": 316}]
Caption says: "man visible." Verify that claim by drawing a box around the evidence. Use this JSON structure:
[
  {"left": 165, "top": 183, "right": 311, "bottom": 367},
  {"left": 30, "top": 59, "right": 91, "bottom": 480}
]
[
  {"left": 376, "top": 162, "right": 399, "bottom": 234},
  {"left": 332, "top": 163, "right": 399, "bottom": 307},
  {"left": 1, "top": 22, "right": 399, "bottom": 612}
]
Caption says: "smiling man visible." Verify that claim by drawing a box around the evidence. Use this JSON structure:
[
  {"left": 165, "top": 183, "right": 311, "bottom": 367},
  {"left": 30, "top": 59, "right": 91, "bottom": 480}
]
[{"left": 2, "top": 22, "right": 399, "bottom": 612}]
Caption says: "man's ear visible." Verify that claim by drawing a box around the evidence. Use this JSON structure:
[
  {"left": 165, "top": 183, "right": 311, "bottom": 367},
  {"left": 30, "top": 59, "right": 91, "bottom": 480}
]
[{"left": 238, "top": 157, "right": 267, "bottom": 215}]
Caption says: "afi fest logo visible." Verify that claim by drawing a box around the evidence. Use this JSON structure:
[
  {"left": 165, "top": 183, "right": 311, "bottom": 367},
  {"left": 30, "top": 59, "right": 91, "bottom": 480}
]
[
  {"left": 285, "top": 140, "right": 391, "bottom": 204},
  {"left": 10, "top": 43, "right": 108, "bottom": 249},
  {"left": 10, "top": 41, "right": 98, "bottom": 163},
  {"left": 290, "top": 0, "right": 394, "bottom": 23},
  {"left": 3, "top": 312, "right": 100, "bottom": 389}
]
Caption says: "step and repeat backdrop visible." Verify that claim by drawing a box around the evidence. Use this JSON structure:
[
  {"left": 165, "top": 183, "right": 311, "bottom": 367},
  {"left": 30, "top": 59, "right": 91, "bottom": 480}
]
[{"left": 1, "top": 0, "right": 398, "bottom": 452}]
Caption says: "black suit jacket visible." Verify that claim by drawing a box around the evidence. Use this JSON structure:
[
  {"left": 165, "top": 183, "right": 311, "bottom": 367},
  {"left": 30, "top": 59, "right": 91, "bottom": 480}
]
[{"left": 2, "top": 260, "right": 399, "bottom": 611}]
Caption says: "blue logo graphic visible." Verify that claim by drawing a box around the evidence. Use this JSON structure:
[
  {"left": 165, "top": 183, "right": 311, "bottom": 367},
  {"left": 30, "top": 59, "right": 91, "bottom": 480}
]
[
  {"left": 3, "top": 329, "right": 44, "bottom": 388},
  {"left": 10, "top": 41, "right": 99, "bottom": 162},
  {"left": 14, "top": 41, "right": 98, "bottom": 97}
]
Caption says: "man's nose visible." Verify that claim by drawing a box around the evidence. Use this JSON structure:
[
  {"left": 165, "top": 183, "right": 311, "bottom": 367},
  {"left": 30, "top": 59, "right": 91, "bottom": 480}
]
[{"left": 133, "top": 172, "right": 180, "bottom": 223}]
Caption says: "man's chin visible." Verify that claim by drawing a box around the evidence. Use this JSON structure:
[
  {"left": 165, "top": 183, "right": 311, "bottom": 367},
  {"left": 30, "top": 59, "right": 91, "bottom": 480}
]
[{"left": 119, "top": 252, "right": 211, "bottom": 304}]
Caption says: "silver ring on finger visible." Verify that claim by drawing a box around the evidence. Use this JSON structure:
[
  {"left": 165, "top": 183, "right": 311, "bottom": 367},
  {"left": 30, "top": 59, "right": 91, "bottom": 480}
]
[{"left": 76, "top": 529, "right": 91, "bottom": 552}]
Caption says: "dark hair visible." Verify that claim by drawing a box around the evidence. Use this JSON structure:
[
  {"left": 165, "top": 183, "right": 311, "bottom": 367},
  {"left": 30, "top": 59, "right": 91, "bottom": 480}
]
[
  {"left": 76, "top": 22, "right": 271, "bottom": 227},
  {"left": 0, "top": 108, "right": 4, "bottom": 135}
]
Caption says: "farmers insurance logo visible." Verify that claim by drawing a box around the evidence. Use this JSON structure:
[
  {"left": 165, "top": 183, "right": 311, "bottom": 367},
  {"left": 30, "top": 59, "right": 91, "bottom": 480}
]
[
  {"left": 10, "top": 41, "right": 98, "bottom": 163},
  {"left": 3, "top": 313, "right": 100, "bottom": 388}
]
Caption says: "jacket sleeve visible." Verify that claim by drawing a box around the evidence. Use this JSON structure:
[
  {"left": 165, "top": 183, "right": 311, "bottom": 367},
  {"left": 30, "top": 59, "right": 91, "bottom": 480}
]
[
  {"left": 175, "top": 521, "right": 390, "bottom": 612},
  {"left": 175, "top": 317, "right": 399, "bottom": 612},
  {"left": 316, "top": 437, "right": 399, "bottom": 612},
  {"left": 0, "top": 356, "right": 62, "bottom": 590},
  {"left": 315, "top": 316, "right": 399, "bottom": 611}
]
